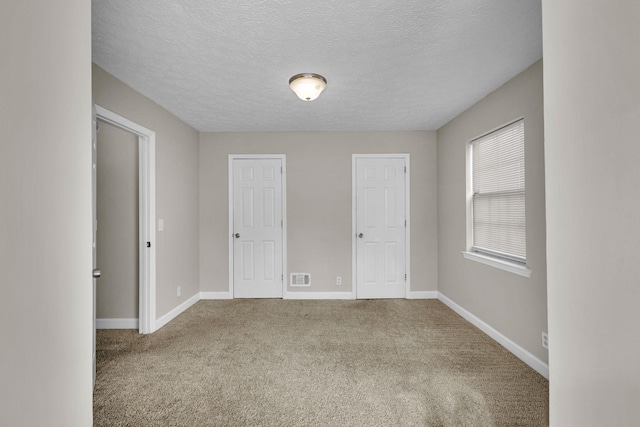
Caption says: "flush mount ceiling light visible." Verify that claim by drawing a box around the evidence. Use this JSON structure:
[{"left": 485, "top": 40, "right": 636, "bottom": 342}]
[{"left": 289, "top": 73, "right": 327, "bottom": 101}]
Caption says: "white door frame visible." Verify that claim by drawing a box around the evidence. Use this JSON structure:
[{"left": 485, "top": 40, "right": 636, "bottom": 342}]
[
  {"left": 95, "top": 105, "right": 157, "bottom": 334},
  {"left": 352, "top": 154, "right": 411, "bottom": 298},
  {"left": 228, "top": 154, "right": 287, "bottom": 298}
]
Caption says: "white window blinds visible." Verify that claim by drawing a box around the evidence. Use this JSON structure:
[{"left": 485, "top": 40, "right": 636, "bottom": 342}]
[{"left": 471, "top": 119, "right": 526, "bottom": 263}]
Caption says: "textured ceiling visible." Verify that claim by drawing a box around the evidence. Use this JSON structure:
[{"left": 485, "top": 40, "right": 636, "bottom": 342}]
[{"left": 92, "top": 0, "right": 542, "bottom": 132}]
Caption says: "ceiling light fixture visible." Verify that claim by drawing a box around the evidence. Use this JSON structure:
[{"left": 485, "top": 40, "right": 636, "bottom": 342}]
[{"left": 289, "top": 73, "right": 327, "bottom": 101}]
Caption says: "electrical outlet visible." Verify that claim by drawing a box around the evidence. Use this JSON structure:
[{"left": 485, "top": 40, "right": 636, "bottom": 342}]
[
  {"left": 542, "top": 332, "right": 548, "bottom": 349},
  {"left": 336, "top": 276, "right": 342, "bottom": 286},
  {"left": 177, "top": 286, "right": 181, "bottom": 297}
]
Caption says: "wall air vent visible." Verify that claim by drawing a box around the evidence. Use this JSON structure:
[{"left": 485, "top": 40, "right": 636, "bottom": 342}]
[{"left": 290, "top": 273, "right": 311, "bottom": 287}]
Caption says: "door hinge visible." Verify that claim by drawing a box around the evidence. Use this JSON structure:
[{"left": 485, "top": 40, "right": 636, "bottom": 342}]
[
  {"left": 405, "top": 219, "right": 407, "bottom": 227},
  {"left": 404, "top": 166, "right": 406, "bottom": 173},
  {"left": 281, "top": 166, "right": 283, "bottom": 174},
  {"left": 281, "top": 274, "right": 284, "bottom": 282},
  {"left": 405, "top": 273, "right": 407, "bottom": 281},
  {"left": 146, "top": 242, "right": 151, "bottom": 248},
  {"left": 281, "top": 219, "right": 283, "bottom": 227}
]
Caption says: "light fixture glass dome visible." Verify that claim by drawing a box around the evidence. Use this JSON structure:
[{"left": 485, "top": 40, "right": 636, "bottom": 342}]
[{"left": 289, "top": 73, "right": 327, "bottom": 101}]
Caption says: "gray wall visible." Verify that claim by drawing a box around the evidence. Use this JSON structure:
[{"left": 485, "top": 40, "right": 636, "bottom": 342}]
[
  {"left": 96, "top": 123, "right": 139, "bottom": 319},
  {"left": 0, "top": 1, "right": 93, "bottom": 425},
  {"left": 93, "top": 64, "right": 200, "bottom": 319},
  {"left": 199, "top": 132, "right": 438, "bottom": 294},
  {"left": 436, "top": 60, "right": 548, "bottom": 364},
  {"left": 542, "top": 3, "right": 640, "bottom": 425}
]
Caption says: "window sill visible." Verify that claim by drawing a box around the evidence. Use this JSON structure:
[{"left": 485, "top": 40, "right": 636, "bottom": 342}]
[{"left": 462, "top": 251, "right": 532, "bottom": 278}]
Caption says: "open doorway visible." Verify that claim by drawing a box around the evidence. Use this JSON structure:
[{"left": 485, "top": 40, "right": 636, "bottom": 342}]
[
  {"left": 96, "top": 122, "right": 139, "bottom": 324},
  {"left": 94, "top": 105, "right": 156, "bottom": 334}
]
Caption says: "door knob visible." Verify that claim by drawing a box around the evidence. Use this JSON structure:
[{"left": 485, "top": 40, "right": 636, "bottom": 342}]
[
  {"left": 234, "top": 233, "right": 240, "bottom": 238},
  {"left": 93, "top": 269, "right": 101, "bottom": 278},
  {"left": 358, "top": 233, "right": 364, "bottom": 238}
]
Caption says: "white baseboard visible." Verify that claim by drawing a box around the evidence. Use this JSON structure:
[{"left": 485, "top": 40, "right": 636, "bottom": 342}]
[
  {"left": 407, "top": 291, "right": 438, "bottom": 299},
  {"left": 283, "top": 291, "right": 437, "bottom": 300},
  {"left": 437, "top": 292, "right": 549, "bottom": 379},
  {"left": 96, "top": 318, "right": 138, "bottom": 329},
  {"left": 154, "top": 293, "right": 200, "bottom": 331},
  {"left": 200, "top": 291, "right": 232, "bottom": 300},
  {"left": 284, "top": 291, "right": 355, "bottom": 300}
]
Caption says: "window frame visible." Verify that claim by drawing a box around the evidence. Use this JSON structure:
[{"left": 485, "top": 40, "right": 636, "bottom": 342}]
[{"left": 463, "top": 118, "right": 531, "bottom": 278}]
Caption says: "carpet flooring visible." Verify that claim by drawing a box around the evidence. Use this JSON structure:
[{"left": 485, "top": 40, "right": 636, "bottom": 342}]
[{"left": 94, "top": 299, "right": 548, "bottom": 426}]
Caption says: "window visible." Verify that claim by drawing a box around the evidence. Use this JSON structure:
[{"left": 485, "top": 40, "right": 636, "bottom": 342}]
[{"left": 469, "top": 119, "right": 527, "bottom": 267}]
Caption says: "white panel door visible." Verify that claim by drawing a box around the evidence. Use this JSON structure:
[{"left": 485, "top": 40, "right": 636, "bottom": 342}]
[
  {"left": 91, "top": 105, "right": 98, "bottom": 386},
  {"left": 356, "top": 157, "right": 406, "bottom": 298},
  {"left": 233, "top": 158, "right": 283, "bottom": 298}
]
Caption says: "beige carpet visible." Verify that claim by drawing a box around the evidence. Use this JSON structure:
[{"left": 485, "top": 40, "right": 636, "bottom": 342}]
[{"left": 94, "top": 299, "right": 548, "bottom": 426}]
